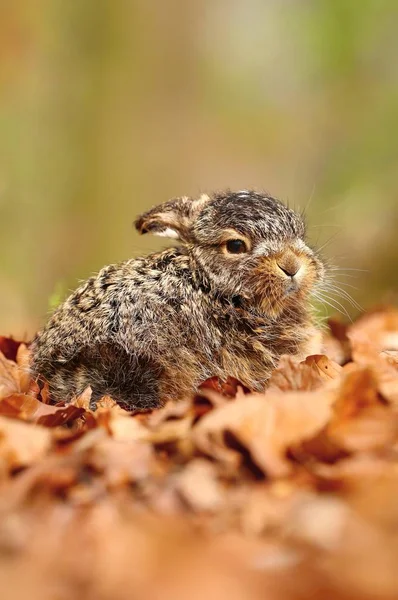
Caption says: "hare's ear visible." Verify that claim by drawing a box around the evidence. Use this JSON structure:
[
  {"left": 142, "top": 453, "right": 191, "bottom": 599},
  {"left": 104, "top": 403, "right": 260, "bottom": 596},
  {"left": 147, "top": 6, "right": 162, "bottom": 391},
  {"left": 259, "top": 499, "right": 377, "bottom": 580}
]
[{"left": 135, "top": 194, "right": 210, "bottom": 242}]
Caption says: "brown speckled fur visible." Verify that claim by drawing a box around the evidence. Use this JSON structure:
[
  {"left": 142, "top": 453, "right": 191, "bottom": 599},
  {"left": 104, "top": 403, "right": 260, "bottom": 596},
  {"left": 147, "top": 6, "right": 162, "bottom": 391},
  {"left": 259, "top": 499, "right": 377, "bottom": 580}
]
[{"left": 30, "top": 190, "right": 325, "bottom": 410}]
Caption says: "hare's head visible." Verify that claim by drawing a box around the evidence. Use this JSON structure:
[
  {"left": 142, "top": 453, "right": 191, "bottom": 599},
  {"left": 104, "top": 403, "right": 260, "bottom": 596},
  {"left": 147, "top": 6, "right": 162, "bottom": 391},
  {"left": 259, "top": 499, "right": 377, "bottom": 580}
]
[{"left": 135, "top": 190, "right": 324, "bottom": 316}]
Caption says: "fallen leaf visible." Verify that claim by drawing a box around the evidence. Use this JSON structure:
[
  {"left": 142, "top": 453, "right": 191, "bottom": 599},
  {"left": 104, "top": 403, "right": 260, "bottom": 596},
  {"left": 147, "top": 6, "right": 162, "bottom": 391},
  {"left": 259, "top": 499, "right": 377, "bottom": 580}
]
[
  {"left": 0, "top": 393, "right": 85, "bottom": 427},
  {"left": 304, "top": 355, "right": 343, "bottom": 381},
  {"left": 174, "top": 459, "right": 224, "bottom": 512},
  {"left": 70, "top": 385, "right": 93, "bottom": 410},
  {"left": 193, "top": 390, "right": 334, "bottom": 477},
  {"left": 0, "top": 393, "right": 55, "bottom": 420},
  {"left": 108, "top": 411, "right": 150, "bottom": 442},
  {"left": 322, "top": 318, "right": 351, "bottom": 364},
  {"left": 327, "top": 368, "right": 398, "bottom": 451},
  {"left": 268, "top": 355, "right": 342, "bottom": 393},
  {"left": 0, "top": 416, "right": 51, "bottom": 468},
  {"left": 198, "top": 376, "right": 251, "bottom": 398},
  {"left": 333, "top": 368, "right": 381, "bottom": 418},
  {"left": 146, "top": 399, "right": 191, "bottom": 428},
  {"left": 0, "top": 336, "right": 25, "bottom": 362},
  {"left": 0, "top": 351, "right": 20, "bottom": 398},
  {"left": 89, "top": 438, "right": 154, "bottom": 486},
  {"left": 15, "top": 344, "right": 32, "bottom": 392},
  {"left": 348, "top": 306, "right": 398, "bottom": 354}
]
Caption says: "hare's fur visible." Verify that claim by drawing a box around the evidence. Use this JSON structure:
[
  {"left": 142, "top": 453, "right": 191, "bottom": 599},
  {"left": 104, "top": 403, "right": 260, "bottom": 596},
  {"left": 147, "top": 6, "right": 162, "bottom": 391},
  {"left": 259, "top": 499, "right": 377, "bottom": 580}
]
[{"left": 31, "top": 190, "right": 324, "bottom": 409}]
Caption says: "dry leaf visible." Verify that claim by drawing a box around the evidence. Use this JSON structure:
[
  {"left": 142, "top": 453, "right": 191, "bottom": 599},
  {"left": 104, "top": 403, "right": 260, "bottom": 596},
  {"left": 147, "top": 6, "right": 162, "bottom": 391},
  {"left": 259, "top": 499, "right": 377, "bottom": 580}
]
[
  {"left": 174, "top": 459, "right": 224, "bottom": 512},
  {"left": 193, "top": 390, "right": 334, "bottom": 477},
  {"left": 328, "top": 368, "right": 398, "bottom": 451},
  {"left": 89, "top": 438, "right": 154, "bottom": 486},
  {"left": 0, "top": 336, "right": 25, "bottom": 362},
  {"left": 304, "top": 354, "right": 343, "bottom": 381},
  {"left": 0, "top": 416, "right": 51, "bottom": 468},
  {"left": 0, "top": 308, "right": 398, "bottom": 599},
  {"left": 348, "top": 306, "right": 398, "bottom": 354},
  {"left": 0, "top": 393, "right": 85, "bottom": 426},
  {"left": 268, "top": 354, "right": 342, "bottom": 392},
  {"left": 198, "top": 376, "right": 251, "bottom": 398},
  {"left": 0, "top": 351, "right": 21, "bottom": 398},
  {"left": 107, "top": 411, "right": 150, "bottom": 442}
]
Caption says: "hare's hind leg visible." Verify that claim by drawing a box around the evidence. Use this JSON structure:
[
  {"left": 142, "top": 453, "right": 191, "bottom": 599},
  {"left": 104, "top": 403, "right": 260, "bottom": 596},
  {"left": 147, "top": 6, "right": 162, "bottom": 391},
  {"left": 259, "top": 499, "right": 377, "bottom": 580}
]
[
  {"left": 78, "top": 343, "right": 164, "bottom": 411},
  {"left": 32, "top": 344, "right": 163, "bottom": 411},
  {"left": 44, "top": 345, "right": 163, "bottom": 411}
]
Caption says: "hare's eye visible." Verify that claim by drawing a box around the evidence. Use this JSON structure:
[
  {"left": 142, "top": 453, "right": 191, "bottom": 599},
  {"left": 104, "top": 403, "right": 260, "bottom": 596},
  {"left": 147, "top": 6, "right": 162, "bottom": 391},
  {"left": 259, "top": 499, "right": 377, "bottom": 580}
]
[{"left": 226, "top": 239, "right": 247, "bottom": 254}]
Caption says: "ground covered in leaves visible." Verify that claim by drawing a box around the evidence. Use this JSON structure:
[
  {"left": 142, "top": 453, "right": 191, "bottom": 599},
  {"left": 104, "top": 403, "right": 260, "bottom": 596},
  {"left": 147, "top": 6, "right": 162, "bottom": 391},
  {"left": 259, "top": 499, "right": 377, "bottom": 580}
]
[{"left": 1, "top": 308, "right": 398, "bottom": 599}]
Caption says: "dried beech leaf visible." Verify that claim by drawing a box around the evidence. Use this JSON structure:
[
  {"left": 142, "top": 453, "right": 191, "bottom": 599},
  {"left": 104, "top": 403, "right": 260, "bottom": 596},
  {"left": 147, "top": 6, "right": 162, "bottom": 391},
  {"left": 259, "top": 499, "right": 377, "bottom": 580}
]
[
  {"left": 108, "top": 412, "right": 150, "bottom": 442},
  {"left": 304, "top": 354, "right": 343, "bottom": 381},
  {"left": 268, "top": 354, "right": 341, "bottom": 393},
  {"left": 146, "top": 399, "right": 191, "bottom": 428},
  {"left": 145, "top": 415, "right": 193, "bottom": 445},
  {"left": 13, "top": 344, "right": 32, "bottom": 393},
  {"left": 174, "top": 459, "right": 224, "bottom": 512},
  {"left": 0, "top": 336, "right": 25, "bottom": 362},
  {"left": 345, "top": 343, "right": 398, "bottom": 406},
  {"left": 95, "top": 395, "right": 119, "bottom": 410},
  {"left": 37, "top": 405, "right": 86, "bottom": 427},
  {"left": 332, "top": 368, "right": 380, "bottom": 420},
  {"left": 0, "top": 351, "right": 20, "bottom": 398},
  {"left": 0, "top": 393, "right": 85, "bottom": 427},
  {"left": 348, "top": 306, "right": 398, "bottom": 354},
  {"left": 321, "top": 334, "right": 348, "bottom": 366},
  {"left": 193, "top": 390, "right": 334, "bottom": 477},
  {"left": 89, "top": 439, "right": 154, "bottom": 486},
  {"left": 26, "top": 378, "right": 41, "bottom": 399},
  {"left": 267, "top": 356, "right": 323, "bottom": 392},
  {"left": 329, "top": 318, "right": 349, "bottom": 343},
  {"left": 380, "top": 350, "right": 398, "bottom": 367},
  {"left": 0, "top": 416, "right": 51, "bottom": 468},
  {"left": 192, "top": 389, "right": 228, "bottom": 419},
  {"left": 327, "top": 369, "right": 398, "bottom": 451},
  {"left": 329, "top": 405, "right": 398, "bottom": 452},
  {"left": 39, "top": 380, "right": 51, "bottom": 403},
  {"left": 198, "top": 376, "right": 251, "bottom": 398},
  {"left": 70, "top": 385, "right": 93, "bottom": 410},
  {"left": 0, "top": 393, "right": 54, "bottom": 419}
]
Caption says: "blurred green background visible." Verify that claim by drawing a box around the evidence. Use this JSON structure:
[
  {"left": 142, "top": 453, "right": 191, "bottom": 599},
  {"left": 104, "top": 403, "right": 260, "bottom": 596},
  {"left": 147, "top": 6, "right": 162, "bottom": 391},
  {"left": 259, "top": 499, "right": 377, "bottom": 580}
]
[{"left": 1, "top": 0, "right": 398, "bottom": 338}]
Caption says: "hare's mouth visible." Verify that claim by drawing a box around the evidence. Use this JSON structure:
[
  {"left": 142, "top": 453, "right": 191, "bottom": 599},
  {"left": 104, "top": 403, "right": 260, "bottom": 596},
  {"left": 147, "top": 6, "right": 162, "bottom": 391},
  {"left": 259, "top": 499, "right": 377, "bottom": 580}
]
[
  {"left": 285, "top": 279, "right": 300, "bottom": 295},
  {"left": 255, "top": 269, "right": 319, "bottom": 317}
]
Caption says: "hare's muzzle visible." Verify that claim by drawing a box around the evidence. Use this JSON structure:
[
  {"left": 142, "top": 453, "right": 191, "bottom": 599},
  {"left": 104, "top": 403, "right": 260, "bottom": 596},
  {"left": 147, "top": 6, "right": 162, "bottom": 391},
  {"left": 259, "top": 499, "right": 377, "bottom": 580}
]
[{"left": 276, "top": 252, "right": 303, "bottom": 279}]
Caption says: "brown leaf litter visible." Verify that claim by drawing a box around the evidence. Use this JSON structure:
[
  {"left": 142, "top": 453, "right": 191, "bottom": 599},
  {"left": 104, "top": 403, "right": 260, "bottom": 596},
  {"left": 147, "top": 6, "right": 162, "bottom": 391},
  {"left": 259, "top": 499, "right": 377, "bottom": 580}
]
[{"left": 1, "top": 310, "right": 398, "bottom": 599}]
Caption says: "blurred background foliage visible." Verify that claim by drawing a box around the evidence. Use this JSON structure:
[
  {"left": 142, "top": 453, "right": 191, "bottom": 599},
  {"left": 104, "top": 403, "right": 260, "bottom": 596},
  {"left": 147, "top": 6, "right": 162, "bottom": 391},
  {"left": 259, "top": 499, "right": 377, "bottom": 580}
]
[{"left": 1, "top": 0, "right": 398, "bottom": 338}]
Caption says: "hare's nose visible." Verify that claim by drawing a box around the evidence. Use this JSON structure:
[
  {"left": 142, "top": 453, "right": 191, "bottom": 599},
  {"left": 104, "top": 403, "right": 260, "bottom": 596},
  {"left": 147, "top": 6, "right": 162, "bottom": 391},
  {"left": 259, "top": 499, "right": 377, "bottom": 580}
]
[{"left": 277, "top": 255, "right": 302, "bottom": 278}]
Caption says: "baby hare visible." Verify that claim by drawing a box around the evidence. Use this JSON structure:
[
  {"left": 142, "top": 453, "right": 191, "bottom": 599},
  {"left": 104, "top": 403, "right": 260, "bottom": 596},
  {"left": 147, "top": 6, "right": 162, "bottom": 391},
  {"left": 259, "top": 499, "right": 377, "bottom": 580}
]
[{"left": 31, "top": 190, "right": 324, "bottom": 410}]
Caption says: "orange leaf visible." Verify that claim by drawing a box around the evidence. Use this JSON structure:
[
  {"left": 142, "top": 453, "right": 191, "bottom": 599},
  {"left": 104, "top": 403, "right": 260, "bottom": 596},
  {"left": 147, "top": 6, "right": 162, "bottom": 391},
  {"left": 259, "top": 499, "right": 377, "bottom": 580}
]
[{"left": 193, "top": 390, "right": 334, "bottom": 477}]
